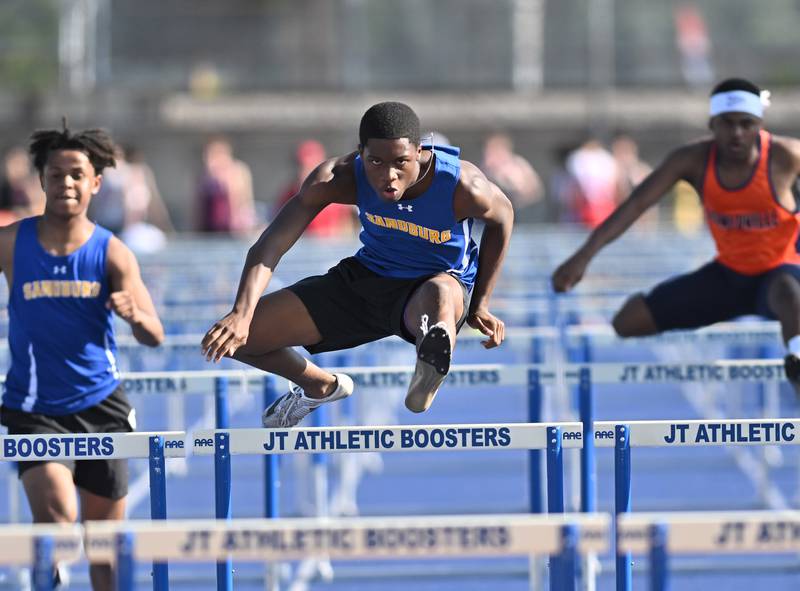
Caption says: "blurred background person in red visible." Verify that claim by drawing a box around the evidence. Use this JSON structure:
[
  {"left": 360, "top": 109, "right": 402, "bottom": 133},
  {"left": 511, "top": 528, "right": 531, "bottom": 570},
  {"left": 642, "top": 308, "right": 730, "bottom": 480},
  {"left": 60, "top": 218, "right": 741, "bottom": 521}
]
[
  {"left": 566, "top": 138, "right": 619, "bottom": 228},
  {"left": 273, "top": 139, "right": 357, "bottom": 237}
]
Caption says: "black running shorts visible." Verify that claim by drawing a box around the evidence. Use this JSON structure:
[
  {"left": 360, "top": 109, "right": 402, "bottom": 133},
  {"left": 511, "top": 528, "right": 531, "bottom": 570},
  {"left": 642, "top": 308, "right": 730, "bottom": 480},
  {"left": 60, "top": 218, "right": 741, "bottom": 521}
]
[
  {"left": 287, "top": 257, "right": 470, "bottom": 354},
  {"left": 644, "top": 261, "right": 800, "bottom": 331},
  {"left": 0, "top": 385, "right": 134, "bottom": 500}
]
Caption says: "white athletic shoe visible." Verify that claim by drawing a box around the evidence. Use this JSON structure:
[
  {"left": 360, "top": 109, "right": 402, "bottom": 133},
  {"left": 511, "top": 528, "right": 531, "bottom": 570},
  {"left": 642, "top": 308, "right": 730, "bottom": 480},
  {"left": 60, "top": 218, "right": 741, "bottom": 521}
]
[
  {"left": 262, "top": 373, "right": 354, "bottom": 428},
  {"left": 405, "top": 315, "right": 452, "bottom": 413}
]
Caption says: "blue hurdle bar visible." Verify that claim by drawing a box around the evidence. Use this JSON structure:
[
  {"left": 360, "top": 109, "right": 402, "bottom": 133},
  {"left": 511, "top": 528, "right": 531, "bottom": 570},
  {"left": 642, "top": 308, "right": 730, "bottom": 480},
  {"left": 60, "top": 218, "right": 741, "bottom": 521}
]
[
  {"left": 32, "top": 536, "right": 54, "bottom": 591},
  {"left": 149, "top": 436, "right": 169, "bottom": 591},
  {"left": 547, "top": 425, "right": 564, "bottom": 591},
  {"left": 528, "top": 368, "right": 543, "bottom": 514},
  {"left": 215, "top": 432, "right": 233, "bottom": 591},
  {"left": 615, "top": 425, "right": 632, "bottom": 591},
  {"left": 579, "top": 368, "right": 595, "bottom": 514},
  {"left": 117, "top": 531, "right": 136, "bottom": 591},
  {"left": 263, "top": 376, "right": 280, "bottom": 521},
  {"left": 558, "top": 523, "right": 579, "bottom": 591},
  {"left": 649, "top": 523, "right": 669, "bottom": 591}
]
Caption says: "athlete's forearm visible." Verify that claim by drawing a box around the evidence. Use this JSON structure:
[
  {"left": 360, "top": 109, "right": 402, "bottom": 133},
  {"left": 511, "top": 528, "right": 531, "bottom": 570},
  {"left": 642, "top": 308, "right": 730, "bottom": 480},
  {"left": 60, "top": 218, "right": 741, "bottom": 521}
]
[
  {"left": 231, "top": 245, "right": 276, "bottom": 318},
  {"left": 129, "top": 311, "right": 164, "bottom": 347},
  {"left": 469, "top": 220, "right": 512, "bottom": 313}
]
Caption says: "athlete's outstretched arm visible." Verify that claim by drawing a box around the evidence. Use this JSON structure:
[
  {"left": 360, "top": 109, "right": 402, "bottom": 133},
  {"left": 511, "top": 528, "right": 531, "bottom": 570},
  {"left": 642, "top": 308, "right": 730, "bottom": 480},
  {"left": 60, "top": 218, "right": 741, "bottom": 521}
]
[
  {"left": 106, "top": 237, "right": 164, "bottom": 347},
  {"left": 0, "top": 223, "right": 19, "bottom": 287},
  {"left": 454, "top": 161, "right": 514, "bottom": 349},
  {"left": 552, "top": 145, "right": 698, "bottom": 292},
  {"left": 201, "top": 155, "right": 357, "bottom": 362}
]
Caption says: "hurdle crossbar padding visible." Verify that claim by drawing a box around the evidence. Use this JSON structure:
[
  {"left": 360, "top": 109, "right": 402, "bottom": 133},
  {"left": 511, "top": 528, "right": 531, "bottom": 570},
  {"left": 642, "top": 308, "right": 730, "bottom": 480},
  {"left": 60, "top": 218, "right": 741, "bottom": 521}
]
[
  {"left": 618, "top": 511, "right": 800, "bottom": 553},
  {"left": 565, "top": 321, "right": 781, "bottom": 343},
  {"left": 593, "top": 419, "right": 800, "bottom": 448},
  {"left": 0, "top": 359, "right": 785, "bottom": 391},
  {"left": 0, "top": 431, "right": 187, "bottom": 461},
  {"left": 49, "top": 321, "right": 780, "bottom": 350},
  {"left": 0, "top": 524, "right": 83, "bottom": 565},
  {"left": 85, "top": 513, "right": 610, "bottom": 562},
  {"left": 191, "top": 423, "right": 584, "bottom": 455},
  {"left": 564, "top": 360, "right": 784, "bottom": 384}
]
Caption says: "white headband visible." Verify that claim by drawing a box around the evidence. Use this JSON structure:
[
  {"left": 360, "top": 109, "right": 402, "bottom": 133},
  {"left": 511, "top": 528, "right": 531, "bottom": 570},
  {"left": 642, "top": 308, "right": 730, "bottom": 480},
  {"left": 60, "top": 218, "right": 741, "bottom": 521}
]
[{"left": 709, "top": 89, "right": 771, "bottom": 118}]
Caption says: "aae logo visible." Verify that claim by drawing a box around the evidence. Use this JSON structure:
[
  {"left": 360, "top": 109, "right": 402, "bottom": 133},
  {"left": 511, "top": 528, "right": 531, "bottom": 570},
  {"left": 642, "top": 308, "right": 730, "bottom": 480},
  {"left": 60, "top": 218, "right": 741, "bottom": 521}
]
[
  {"left": 164, "top": 440, "right": 185, "bottom": 449},
  {"left": 194, "top": 438, "right": 214, "bottom": 448}
]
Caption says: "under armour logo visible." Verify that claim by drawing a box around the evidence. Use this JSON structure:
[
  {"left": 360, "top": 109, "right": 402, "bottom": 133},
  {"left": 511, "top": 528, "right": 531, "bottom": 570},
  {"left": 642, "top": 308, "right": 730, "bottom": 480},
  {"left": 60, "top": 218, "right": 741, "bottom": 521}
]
[
  {"left": 397, "top": 204, "right": 413, "bottom": 212},
  {"left": 53, "top": 265, "right": 67, "bottom": 275}
]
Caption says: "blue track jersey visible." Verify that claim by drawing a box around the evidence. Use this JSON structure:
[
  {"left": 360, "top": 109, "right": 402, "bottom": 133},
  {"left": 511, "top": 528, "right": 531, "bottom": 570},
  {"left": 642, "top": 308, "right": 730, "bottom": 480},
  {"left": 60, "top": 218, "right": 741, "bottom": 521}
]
[
  {"left": 3, "top": 217, "right": 120, "bottom": 415},
  {"left": 354, "top": 145, "right": 479, "bottom": 289}
]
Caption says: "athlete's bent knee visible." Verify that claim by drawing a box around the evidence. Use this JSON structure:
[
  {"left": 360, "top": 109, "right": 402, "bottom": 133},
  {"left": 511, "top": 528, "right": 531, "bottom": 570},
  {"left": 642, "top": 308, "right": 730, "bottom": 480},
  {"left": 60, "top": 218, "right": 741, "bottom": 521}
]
[
  {"left": 612, "top": 294, "right": 657, "bottom": 338},
  {"left": 611, "top": 311, "right": 635, "bottom": 338}
]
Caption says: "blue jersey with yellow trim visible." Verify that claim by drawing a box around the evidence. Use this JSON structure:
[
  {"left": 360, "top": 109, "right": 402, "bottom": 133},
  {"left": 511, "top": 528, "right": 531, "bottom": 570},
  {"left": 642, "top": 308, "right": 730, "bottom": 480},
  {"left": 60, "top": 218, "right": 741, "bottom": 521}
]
[
  {"left": 353, "top": 145, "right": 479, "bottom": 288},
  {"left": 3, "top": 216, "right": 120, "bottom": 416}
]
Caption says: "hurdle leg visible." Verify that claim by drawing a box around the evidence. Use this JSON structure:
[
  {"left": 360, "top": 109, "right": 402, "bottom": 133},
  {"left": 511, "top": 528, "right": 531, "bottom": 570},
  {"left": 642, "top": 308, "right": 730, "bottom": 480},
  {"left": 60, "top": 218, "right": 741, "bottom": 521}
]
[
  {"left": 263, "top": 377, "right": 281, "bottom": 591},
  {"left": 116, "top": 531, "right": 136, "bottom": 591},
  {"left": 559, "top": 524, "right": 579, "bottom": 591},
  {"left": 528, "top": 368, "right": 545, "bottom": 591},
  {"left": 215, "top": 432, "right": 233, "bottom": 591},
  {"left": 32, "top": 536, "right": 54, "bottom": 591},
  {"left": 649, "top": 523, "right": 668, "bottom": 591},
  {"left": 615, "top": 425, "right": 632, "bottom": 591},
  {"left": 149, "top": 436, "right": 169, "bottom": 591},
  {"left": 578, "top": 368, "right": 598, "bottom": 591},
  {"left": 547, "top": 426, "right": 564, "bottom": 591}
]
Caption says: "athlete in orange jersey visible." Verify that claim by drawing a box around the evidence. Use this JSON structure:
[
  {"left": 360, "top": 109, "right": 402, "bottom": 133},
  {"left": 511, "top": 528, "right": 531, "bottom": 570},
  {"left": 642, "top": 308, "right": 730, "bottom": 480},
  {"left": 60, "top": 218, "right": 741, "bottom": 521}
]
[{"left": 552, "top": 78, "right": 800, "bottom": 390}]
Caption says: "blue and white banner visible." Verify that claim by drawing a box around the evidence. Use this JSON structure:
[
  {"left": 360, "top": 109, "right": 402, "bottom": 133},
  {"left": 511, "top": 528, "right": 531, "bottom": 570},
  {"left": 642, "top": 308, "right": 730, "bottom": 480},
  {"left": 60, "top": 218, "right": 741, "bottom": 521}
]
[
  {"left": 0, "top": 431, "right": 187, "bottom": 461},
  {"left": 86, "top": 513, "right": 609, "bottom": 562},
  {"left": 191, "top": 423, "right": 582, "bottom": 455},
  {"left": 619, "top": 511, "right": 800, "bottom": 553},
  {"left": 593, "top": 419, "right": 800, "bottom": 448},
  {"left": 0, "top": 524, "right": 83, "bottom": 565}
]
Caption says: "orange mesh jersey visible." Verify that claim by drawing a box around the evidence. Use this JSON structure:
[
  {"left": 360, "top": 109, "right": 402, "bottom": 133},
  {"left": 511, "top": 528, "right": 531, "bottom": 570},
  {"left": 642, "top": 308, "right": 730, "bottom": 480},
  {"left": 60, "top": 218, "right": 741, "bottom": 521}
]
[{"left": 702, "top": 130, "right": 800, "bottom": 275}]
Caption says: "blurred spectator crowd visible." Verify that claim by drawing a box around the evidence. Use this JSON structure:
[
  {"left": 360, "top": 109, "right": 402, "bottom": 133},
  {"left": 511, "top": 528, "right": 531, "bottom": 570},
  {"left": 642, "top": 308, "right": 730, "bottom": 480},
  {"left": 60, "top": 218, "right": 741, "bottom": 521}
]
[{"left": 0, "top": 130, "right": 706, "bottom": 248}]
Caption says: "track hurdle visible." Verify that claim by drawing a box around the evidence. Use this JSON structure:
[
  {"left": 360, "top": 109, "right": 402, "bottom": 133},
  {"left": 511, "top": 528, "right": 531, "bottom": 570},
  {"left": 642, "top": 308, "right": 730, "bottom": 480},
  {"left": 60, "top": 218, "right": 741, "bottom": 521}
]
[
  {"left": 590, "top": 417, "right": 800, "bottom": 591},
  {"left": 550, "top": 359, "right": 788, "bottom": 516},
  {"left": 617, "top": 510, "right": 800, "bottom": 591},
  {"left": 110, "top": 365, "right": 553, "bottom": 517},
  {"left": 0, "top": 431, "right": 186, "bottom": 591},
  {"left": 81, "top": 513, "right": 610, "bottom": 591},
  {"left": 0, "top": 523, "right": 82, "bottom": 591},
  {"left": 191, "top": 421, "right": 584, "bottom": 591}
]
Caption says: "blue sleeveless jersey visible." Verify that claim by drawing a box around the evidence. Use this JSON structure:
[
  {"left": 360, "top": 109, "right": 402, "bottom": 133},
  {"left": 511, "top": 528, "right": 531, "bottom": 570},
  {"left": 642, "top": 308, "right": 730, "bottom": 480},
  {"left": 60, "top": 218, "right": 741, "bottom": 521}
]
[
  {"left": 3, "top": 217, "right": 120, "bottom": 415},
  {"left": 354, "top": 145, "right": 479, "bottom": 289}
]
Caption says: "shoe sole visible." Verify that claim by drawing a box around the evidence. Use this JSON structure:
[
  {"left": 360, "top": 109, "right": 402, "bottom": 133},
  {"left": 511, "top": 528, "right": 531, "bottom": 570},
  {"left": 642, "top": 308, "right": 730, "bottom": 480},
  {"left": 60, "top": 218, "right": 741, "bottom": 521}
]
[{"left": 405, "top": 326, "right": 451, "bottom": 413}]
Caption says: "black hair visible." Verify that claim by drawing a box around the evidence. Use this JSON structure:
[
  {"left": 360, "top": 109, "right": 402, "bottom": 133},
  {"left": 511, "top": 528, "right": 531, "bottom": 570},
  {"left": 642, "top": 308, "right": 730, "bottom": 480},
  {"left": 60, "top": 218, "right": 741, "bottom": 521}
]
[
  {"left": 710, "top": 78, "right": 761, "bottom": 97},
  {"left": 29, "top": 122, "right": 116, "bottom": 175},
  {"left": 358, "top": 102, "right": 421, "bottom": 147}
]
